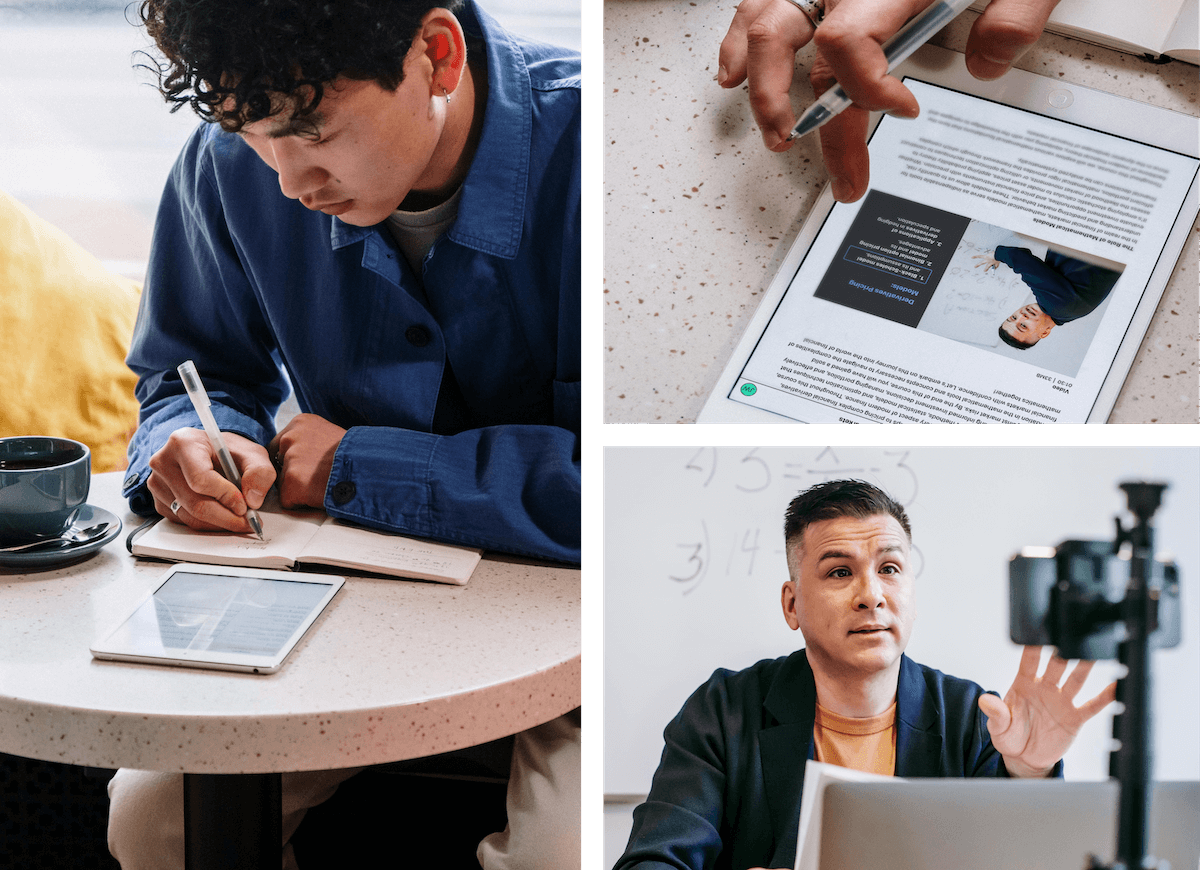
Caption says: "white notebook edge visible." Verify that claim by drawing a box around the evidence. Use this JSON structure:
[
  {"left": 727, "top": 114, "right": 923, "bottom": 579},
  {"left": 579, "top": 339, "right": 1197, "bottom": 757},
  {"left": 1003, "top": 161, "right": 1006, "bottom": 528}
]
[{"left": 795, "top": 761, "right": 902, "bottom": 870}]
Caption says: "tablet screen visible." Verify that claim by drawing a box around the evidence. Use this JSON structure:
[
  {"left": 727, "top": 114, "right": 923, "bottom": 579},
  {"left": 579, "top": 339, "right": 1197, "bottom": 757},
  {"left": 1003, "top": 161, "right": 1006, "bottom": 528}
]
[
  {"left": 722, "top": 76, "right": 1198, "bottom": 423},
  {"left": 93, "top": 566, "right": 343, "bottom": 671}
]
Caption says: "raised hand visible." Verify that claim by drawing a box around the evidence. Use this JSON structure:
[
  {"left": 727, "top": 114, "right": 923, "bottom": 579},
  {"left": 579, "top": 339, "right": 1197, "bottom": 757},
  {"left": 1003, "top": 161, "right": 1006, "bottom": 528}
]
[{"left": 978, "top": 645, "right": 1116, "bottom": 777}]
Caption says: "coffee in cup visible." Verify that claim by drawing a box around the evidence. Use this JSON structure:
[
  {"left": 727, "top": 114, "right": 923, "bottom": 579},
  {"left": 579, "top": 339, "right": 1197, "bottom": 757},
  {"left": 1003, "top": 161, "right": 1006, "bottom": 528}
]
[{"left": 0, "top": 436, "right": 91, "bottom": 544}]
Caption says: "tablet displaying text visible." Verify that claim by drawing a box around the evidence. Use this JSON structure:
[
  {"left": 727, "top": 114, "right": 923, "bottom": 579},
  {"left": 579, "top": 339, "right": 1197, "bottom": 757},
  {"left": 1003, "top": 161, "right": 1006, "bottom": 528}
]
[{"left": 703, "top": 50, "right": 1198, "bottom": 424}]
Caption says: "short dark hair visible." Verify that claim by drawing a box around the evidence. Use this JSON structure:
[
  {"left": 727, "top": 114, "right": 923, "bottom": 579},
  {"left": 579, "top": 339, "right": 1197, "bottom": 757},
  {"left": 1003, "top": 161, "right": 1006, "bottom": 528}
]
[
  {"left": 783, "top": 479, "right": 911, "bottom": 554},
  {"left": 138, "top": 0, "right": 464, "bottom": 133},
  {"left": 998, "top": 324, "right": 1034, "bottom": 349}
]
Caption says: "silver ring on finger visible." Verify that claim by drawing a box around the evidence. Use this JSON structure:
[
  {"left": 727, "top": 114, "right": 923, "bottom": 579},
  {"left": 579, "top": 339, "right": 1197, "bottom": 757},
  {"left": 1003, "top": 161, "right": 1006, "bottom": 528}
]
[
  {"left": 169, "top": 500, "right": 182, "bottom": 516},
  {"left": 780, "top": 0, "right": 824, "bottom": 28}
]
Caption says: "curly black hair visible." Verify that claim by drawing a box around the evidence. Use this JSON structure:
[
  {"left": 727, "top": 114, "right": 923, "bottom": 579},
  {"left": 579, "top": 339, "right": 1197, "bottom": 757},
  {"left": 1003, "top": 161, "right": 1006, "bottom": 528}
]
[{"left": 138, "top": 0, "right": 464, "bottom": 133}]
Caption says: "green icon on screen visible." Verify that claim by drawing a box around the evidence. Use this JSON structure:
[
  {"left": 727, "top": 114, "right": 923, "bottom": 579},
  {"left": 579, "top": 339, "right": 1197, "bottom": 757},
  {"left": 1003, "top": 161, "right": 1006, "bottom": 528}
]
[{"left": 740, "top": 383, "right": 757, "bottom": 396}]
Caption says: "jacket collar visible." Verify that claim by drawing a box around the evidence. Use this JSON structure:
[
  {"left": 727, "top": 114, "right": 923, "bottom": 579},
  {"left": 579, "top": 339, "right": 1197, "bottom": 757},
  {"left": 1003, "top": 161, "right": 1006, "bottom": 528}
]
[
  {"left": 894, "top": 652, "right": 944, "bottom": 776},
  {"left": 761, "top": 649, "right": 935, "bottom": 726}
]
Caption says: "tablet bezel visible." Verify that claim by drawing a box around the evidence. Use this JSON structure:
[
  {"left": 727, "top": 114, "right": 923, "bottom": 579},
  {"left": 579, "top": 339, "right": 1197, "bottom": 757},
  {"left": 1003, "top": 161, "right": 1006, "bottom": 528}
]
[
  {"left": 698, "top": 44, "right": 1199, "bottom": 424},
  {"left": 90, "top": 562, "right": 345, "bottom": 674}
]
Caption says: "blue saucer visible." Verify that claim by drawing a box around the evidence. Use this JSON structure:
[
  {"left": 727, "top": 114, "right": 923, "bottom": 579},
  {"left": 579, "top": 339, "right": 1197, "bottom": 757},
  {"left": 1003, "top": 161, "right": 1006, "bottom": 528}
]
[{"left": 0, "top": 504, "right": 123, "bottom": 569}]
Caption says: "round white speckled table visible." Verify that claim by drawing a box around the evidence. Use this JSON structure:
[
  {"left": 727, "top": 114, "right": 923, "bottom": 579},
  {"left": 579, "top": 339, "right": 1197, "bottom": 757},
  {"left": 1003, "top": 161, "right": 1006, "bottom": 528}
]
[
  {"left": 0, "top": 472, "right": 579, "bottom": 868},
  {"left": 0, "top": 472, "right": 580, "bottom": 771}
]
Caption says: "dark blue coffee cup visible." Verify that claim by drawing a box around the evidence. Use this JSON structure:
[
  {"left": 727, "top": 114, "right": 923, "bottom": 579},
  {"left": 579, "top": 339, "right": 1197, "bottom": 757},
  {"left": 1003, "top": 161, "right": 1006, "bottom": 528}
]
[{"left": 0, "top": 436, "right": 91, "bottom": 544}]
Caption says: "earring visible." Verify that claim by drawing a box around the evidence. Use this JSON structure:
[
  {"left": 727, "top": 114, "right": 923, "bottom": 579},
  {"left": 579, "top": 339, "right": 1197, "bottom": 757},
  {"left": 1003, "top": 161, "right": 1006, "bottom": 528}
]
[{"left": 430, "top": 86, "right": 451, "bottom": 118}]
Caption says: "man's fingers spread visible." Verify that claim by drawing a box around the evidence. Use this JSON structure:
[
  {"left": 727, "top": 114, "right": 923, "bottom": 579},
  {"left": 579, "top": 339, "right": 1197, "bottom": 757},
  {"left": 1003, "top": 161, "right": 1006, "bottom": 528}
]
[
  {"left": 1078, "top": 681, "right": 1118, "bottom": 719},
  {"left": 1059, "top": 659, "right": 1095, "bottom": 698},
  {"left": 1018, "top": 645, "right": 1044, "bottom": 677}
]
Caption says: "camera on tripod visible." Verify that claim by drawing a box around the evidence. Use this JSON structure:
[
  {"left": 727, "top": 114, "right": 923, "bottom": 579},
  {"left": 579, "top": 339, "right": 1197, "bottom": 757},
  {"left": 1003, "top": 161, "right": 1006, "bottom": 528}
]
[
  {"left": 1009, "top": 538, "right": 1181, "bottom": 658},
  {"left": 1005, "top": 481, "right": 1184, "bottom": 870}
]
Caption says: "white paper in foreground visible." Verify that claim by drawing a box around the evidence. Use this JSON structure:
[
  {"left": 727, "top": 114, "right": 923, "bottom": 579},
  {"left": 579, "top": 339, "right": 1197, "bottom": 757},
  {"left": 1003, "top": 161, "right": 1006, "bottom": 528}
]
[{"left": 794, "top": 761, "right": 901, "bottom": 870}]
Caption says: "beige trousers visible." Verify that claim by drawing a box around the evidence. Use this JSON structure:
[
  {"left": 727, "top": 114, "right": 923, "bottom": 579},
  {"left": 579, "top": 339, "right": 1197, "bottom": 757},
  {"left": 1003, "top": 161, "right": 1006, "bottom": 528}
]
[{"left": 107, "top": 712, "right": 581, "bottom": 870}]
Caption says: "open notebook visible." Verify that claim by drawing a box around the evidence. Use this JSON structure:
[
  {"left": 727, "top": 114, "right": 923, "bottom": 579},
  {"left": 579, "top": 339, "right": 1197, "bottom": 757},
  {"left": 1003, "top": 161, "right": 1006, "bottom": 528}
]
[{"left": 132, "top": 500, "right": 481, "bottom": 585}]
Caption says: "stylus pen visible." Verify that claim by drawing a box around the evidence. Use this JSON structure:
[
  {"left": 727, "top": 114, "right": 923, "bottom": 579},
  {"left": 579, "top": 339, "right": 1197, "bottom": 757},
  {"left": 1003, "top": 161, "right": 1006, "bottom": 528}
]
[
  {"left": 787, "top": 0, "right": 975, "bottom": 140},
  {"left": 177, "top": 359, "right": 265, "bottom": 541}
]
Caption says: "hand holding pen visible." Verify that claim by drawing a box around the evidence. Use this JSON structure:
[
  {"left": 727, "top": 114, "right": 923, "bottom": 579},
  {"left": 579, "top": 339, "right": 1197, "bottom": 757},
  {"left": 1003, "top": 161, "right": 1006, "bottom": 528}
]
[
  {"left": 145, "top": 364, "right": 275, "bottom": 538},
  {"left": 177, "top": 361, "right": 264, "bottom": 539},
  {"left": 717, "top": 0, "right": 1063, "bottom": 202}
]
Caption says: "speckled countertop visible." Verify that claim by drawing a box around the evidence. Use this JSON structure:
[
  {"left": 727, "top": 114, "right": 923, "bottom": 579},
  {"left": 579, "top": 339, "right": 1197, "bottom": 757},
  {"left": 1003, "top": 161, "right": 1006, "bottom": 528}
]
[
  {"left": 604, "top": 0, "right": 1198, "bottom": 423},
  {"left": 0, "top": 473, "right": 580, "bottom": 773}
]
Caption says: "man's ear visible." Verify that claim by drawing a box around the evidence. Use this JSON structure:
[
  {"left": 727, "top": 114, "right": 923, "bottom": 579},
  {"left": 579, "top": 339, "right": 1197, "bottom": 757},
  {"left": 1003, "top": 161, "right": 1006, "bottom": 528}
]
[
  {"left": 418, "top": 9, "right": 467, "bottom": 97},
  {"left": 781, "top": 579, "right": 802, "bottom": 631}
]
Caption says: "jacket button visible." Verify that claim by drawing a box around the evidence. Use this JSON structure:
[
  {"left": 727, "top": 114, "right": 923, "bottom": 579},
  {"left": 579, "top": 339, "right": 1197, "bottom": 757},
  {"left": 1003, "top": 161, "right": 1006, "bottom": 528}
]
[
  {"left": 123, "top": 471, "right": 142, "bottom": 489},
  {"left": 331, "top": 481, "right": 356, "bottom": 505},
  {"left": 405, "top": 325, "right": 432, "bottom": 347}
]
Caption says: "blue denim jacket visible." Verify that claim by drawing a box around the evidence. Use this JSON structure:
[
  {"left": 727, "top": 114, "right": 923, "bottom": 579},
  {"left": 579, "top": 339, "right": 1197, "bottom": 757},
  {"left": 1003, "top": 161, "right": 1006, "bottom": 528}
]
[{"left": 124, "top": 1, "right": 580, "bottom": 564}]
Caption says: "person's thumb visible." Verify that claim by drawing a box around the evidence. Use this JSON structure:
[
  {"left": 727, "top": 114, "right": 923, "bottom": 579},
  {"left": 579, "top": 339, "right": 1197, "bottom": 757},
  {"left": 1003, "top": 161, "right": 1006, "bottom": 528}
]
[
  {"left": 965, "top": 0, "right": 1059, "bottom": 80},
  {"left": 978, "top": 693, "right": 1012, "bottom": 738},
  {"left": 240, "top": 455, "right": 277, "bottom": 510}
]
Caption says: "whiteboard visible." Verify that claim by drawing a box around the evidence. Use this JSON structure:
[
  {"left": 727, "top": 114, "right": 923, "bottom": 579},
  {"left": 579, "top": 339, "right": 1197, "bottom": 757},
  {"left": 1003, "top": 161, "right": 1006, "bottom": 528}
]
[{"left": 603, "top": 446, "right": 1200, "bottom": 796}]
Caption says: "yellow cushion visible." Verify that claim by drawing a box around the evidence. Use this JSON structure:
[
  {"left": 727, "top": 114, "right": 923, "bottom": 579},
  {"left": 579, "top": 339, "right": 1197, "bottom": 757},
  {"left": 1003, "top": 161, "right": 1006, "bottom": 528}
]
[{"left": 0, "top": 191, "right": 142, "bottom": 473}]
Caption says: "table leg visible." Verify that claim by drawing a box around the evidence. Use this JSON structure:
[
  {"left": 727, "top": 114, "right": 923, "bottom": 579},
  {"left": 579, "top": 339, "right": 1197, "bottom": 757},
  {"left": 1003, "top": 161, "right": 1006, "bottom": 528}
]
[{"left": 183, "top": 772, "right": 282, "bottom": 870}]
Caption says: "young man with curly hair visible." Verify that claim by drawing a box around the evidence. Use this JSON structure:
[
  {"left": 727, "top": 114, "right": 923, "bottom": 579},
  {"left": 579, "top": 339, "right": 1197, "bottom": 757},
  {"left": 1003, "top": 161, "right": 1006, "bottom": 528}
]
[{"left": 109, "top": 1, "right": 580, "bottom": 867}]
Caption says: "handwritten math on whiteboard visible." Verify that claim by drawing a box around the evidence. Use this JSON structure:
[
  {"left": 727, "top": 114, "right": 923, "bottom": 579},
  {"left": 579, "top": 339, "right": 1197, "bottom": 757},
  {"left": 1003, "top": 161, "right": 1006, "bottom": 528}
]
[{"left": 661, "top": 447, "right": 925, "bottom": 595}]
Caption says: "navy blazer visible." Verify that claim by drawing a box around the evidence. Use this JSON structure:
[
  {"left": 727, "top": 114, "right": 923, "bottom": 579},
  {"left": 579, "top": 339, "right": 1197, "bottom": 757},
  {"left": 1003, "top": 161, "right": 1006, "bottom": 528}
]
[{"left": 616, "top": 650, "right": 1050, "bottom": 870}]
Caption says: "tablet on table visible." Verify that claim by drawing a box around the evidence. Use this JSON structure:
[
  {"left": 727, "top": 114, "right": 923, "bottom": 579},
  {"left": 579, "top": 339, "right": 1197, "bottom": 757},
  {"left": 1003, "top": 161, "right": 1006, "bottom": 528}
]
[{"left": 91, "top": 563, "right": 344, "bottom": 674}]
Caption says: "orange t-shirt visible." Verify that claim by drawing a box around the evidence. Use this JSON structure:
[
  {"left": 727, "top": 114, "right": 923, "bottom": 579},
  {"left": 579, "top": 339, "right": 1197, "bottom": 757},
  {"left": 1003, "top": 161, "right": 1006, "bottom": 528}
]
[{"left": 812, "top": 701, "right": 897, "bottom": 776}]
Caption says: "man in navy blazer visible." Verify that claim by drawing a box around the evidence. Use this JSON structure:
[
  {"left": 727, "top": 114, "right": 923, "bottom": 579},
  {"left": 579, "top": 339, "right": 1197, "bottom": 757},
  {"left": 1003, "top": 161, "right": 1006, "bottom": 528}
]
[{"left": 615, "top": 480, "right": 1115, "bottom": 870}]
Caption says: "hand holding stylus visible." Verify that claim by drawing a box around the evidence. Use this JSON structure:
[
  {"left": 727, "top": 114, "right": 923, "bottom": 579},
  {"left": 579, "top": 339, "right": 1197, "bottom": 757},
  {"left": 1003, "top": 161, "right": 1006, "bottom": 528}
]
[
  {"left": 146, "top": 362, "right": 275, "bottom": 537},
  {"left": 147, "top": 427, "right": 275, "bottom": 536},
  {"left": 718, "top": 0, "right": 1064, "bottom": 202},
  {"left": 177, "top": 360, "right": 265, "bottom": 540}
]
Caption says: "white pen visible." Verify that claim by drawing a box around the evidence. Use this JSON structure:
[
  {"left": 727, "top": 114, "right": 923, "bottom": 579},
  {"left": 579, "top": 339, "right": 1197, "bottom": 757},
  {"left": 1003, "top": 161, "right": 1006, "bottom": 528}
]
[
  {"left": 788, "top": 0, "right": 975, "bottom": 140},
  {"left": 177, "top": 360, "right": 265, "bottom": 541}
]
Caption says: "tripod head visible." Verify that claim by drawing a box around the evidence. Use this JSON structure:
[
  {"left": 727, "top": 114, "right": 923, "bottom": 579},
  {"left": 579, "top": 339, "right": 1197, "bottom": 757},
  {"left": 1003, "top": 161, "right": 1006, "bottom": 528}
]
[{"left": 1118, "top": 482, "right": 1166, "bottom": 527}]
